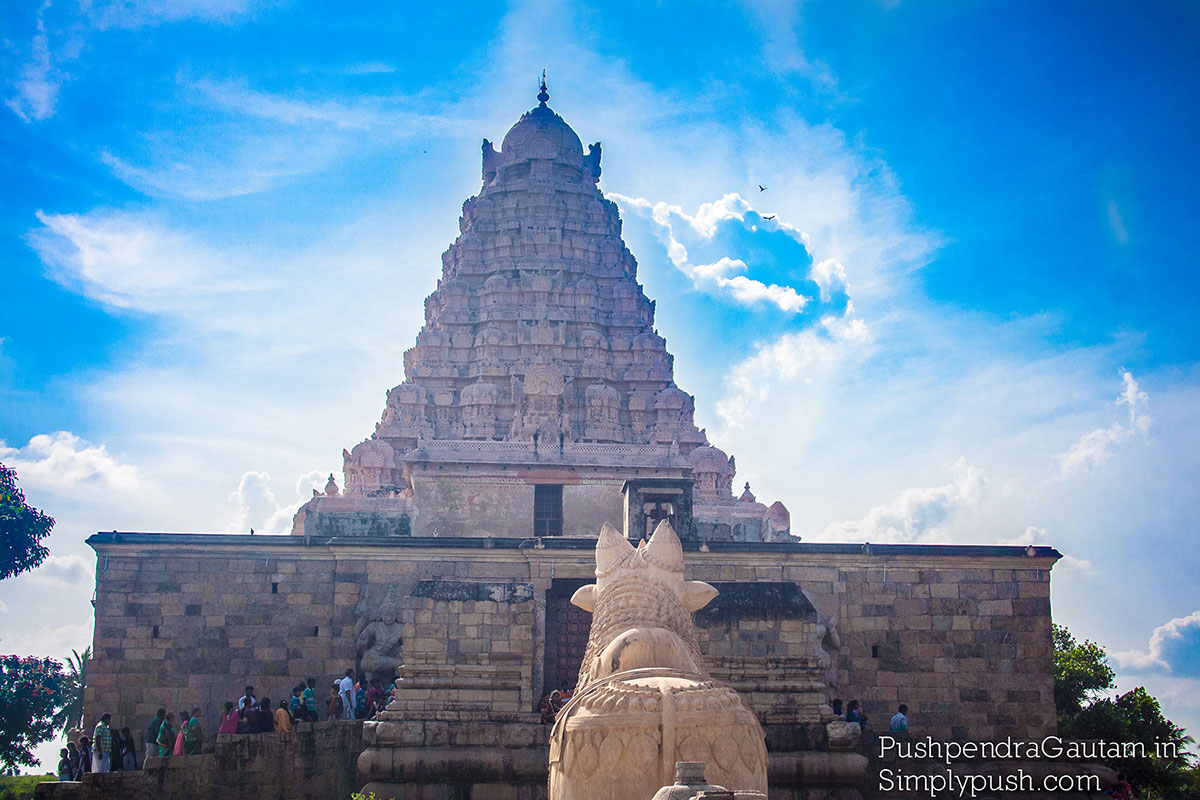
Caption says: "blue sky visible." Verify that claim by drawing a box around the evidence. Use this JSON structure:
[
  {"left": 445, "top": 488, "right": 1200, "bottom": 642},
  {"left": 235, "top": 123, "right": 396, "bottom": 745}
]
[{"left": 2, "top": 0, "right": 1199, "bottom": 768}]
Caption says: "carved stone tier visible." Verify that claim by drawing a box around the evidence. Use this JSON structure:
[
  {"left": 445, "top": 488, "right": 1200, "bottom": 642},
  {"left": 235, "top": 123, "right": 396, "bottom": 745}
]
[{"left": 291, "top": 89, "right": 791, "bottom": 543}]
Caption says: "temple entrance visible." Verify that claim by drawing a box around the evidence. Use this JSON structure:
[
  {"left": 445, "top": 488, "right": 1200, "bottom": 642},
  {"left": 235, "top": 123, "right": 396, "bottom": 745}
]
[{"left": 543, "top": 579, "right": 591, "bottom": 696}]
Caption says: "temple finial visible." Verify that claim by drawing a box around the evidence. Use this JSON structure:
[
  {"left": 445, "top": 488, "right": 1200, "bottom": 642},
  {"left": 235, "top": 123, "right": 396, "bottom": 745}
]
[{"left": 537, "top": 70, "right": 549, "bottom": 105}]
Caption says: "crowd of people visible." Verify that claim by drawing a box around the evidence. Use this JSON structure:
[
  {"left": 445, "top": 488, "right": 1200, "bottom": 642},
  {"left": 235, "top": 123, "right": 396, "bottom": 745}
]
[
  {"left": 56, "top": 714, "right": 139, "bottom": 781},
  {"left": 56, "top": 671, "right": 396, "bottom": 781}
]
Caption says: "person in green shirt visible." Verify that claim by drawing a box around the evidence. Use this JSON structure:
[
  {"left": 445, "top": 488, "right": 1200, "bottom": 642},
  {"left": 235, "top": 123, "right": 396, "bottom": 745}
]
[
  {"left": 302, "top": 678, "right": 317, "bottom": 720},
  {"left": 144, "top": 709, "right": 165, "bottom": 768},
  {"left": 156, "top": 712, "right": 175, "bottom": 758}
]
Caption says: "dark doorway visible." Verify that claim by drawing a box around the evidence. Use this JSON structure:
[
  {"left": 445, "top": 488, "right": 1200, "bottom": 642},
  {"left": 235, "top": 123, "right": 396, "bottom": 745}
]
[{"left": 543, "top": 579, "right": 591, "bottom": 696}]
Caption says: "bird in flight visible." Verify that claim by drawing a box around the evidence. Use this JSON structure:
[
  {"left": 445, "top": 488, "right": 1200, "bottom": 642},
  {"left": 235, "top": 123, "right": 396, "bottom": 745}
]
[
  {"left": 758, "top": 184, "right": 766, "bottom": 192},
  {"left": 763, "top": 215, "right": 775, "bottom": 220}
]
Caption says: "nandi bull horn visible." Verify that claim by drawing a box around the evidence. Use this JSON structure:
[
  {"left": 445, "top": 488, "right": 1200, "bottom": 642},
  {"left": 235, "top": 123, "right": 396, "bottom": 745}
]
[{"left": 548, "top": 521, "right": 768, "bottom": 800}]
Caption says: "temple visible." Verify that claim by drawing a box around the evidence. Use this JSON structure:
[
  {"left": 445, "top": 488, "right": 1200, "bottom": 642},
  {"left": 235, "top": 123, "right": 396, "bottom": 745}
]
[
  {"left": 79, "top": 84, "right": 1063, "bottom": 800},
  {"left": 293, "top": 79, "right": 790, "bottom": 546}
]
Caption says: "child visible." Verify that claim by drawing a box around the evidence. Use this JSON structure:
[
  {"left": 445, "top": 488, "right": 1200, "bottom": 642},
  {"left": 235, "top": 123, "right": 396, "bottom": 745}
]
[
  {"left": 327, "top": 683, "right": 343, "bottom": 720},
  {"left": 77, "top": 735, "right": 92, "bottom": 775},
  {"left": 355, "top": 682, "right": 367, "bottom": 719},
  {"left": 57, "top": 747, "right": 71, "bottom": 781},
  {"left": 289, "top": 685, "right": 303, "bottom": 719}
]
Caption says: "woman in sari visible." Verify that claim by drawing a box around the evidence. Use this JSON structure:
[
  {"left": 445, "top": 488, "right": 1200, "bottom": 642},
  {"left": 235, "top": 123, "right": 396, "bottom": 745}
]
[
  {"left": 173, "top": 710, "right": 188, "bottom": 756},
  {"left": 185, "top": 707, "right": 203, "bottom": 754},
  {"left": 218, "top": 701, "right": 239, "bottom": 734}
]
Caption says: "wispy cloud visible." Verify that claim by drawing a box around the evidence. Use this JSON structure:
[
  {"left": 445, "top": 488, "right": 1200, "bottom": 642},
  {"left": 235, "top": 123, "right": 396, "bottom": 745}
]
[
  {"left": 1001, "top": 526, "right": 1094, "bottom": 574},
  {"left": 4, "top": 3, "right": 67, "bottom": 123},
  {"left": 28, "top": 210, "right": 259, "bottom": 310},
  {"left": 716, "top": 315, "right": 871, "bottom": 429},
  {"left": 24, "top": 554, "right": 95, "bottom": 586},
  {"left": 1055, "top": 370, "right": 1150, "bottom": 479},
  {"left": 5, "top": 0, "right": 262, "bottom": 124},
  {"left": 821, "top": 457, "right": 985, "bottom": 543},
  {"left": 87, "top": 0, "right": 263, "bottom": 29},
  {"left": 0, "top": 431, "right": 140, "bottom": 493},
  {"left": 734, "top": 0, "right": 838, "bottom": 88}
]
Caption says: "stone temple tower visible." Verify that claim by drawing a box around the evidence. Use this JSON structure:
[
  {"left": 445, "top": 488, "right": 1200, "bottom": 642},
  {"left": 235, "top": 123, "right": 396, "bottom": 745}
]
[{"left": 293, "top": 80, "right": 792, "bottom": 544}]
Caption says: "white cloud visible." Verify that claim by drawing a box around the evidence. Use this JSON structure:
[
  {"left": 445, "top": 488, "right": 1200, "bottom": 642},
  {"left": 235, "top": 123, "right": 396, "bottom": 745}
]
[
  {"left": 1056, "top": 370, "right": 1151, "bottom": 478},
  {"left": 228, "top": 470, "right": 326, "bottom": 534},
  {"left": 24, "top": 554, "right": 95, "bottom": 586},
  {"left": 1114, "top": 610, "right": 1200, "bottom": 676},
  {"left": 1002, "top": 526, "right": 1094, "bottom": 574},
  {"left": 716, "top": 315, "right": 871, "bottom": 428},
  {"left": 611, "top": 192, "right": 818, "bottom": 313},
  {"left": 0, "top": 622, "right": 93, "bottom": 663},
  {"left": 0, "top": 432, "right": 140, "bottom": 493},
  {"left": 812, "top": 257, "right": 848, "bottom": 301},
  {"left": 733, "top": 0, "right": 838, "bottom": 88},
  {"left": 692, "top": 258, "right": 808, "bottom": 312},
  {"left": 822, "top": 457, "right": 986, "bottom": 543},
  {"left": 28, "top": 210, "right": 258, "bottom": 310},
  {"left": 4, "top": 5, "right": 61, "bottom": 123},
  {"left": 5, "top": 1, "right": 261, "bottom": 124},
  {"left": 97, "top": 77, "right": 474, "bottom": 200}
]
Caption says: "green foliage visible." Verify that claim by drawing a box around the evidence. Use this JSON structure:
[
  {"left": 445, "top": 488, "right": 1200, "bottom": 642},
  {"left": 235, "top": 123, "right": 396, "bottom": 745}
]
[
  {"left": 1053, "top": 625, "right": 1196, "bottom": 798},
  {"left": 0, "top": 656, "right": 65, "bottom": 773},
  {"left": 1052, "top": 623, "right": 1115, "bottom": 717},
  {"left": 0, "top": 775, "right": 55, "bottom": 799},
  {"left": 0, "top": 465, "right": 54, "bottom": 581},
  {"left": 1063, "top": 686, "right": 1195, "bottom": 797},
  {"left": 51, "top": 648, "right": 89, "bottom": 736}
]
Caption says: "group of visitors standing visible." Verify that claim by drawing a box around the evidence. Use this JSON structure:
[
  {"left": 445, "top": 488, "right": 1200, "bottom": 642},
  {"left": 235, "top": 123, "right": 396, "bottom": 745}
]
[
  {"left": 56, "top": 669, "right": 393, "bottom": 781},
  {"left": 56, "top": 714, "right": 138, "bottom": 780},
  {"left": 143, "top": 706, "right": 204, "bottom": 763}
]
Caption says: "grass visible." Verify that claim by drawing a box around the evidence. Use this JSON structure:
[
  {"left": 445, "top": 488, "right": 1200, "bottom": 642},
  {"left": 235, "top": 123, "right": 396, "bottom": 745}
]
[{"left": 0, "top": 775, "right": 55, "bottom": 800}]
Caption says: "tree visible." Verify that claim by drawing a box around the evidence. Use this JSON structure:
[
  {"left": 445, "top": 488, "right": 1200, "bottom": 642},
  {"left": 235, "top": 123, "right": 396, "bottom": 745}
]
[
  {"left": 1054, "top": 624, "right": 1196, "bottom": 798},
  {"left": 51, "top": 648, "right": 89, "bottom": 736},
  {"left": 1052, "top": 623, "right": 1116, "bottom": 717},
  {"left": 0, "top": 464, "right": 54, "bottom": 581},
  {"left": 0, "top": 655, "right": 65, "bottom": 773}
]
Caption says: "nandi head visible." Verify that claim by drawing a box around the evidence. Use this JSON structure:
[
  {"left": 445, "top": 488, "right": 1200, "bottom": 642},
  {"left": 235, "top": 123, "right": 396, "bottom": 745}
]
[{"left": 570, "top": 521, "right": 718, "bottom": 688}]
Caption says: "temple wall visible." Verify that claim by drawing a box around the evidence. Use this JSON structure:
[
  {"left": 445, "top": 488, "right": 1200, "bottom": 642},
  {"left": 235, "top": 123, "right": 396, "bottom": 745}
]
[
  {"left": 84, "top": 534, "right": 1058, "bottom": 751},
  {"left": 406, "top": 468, "right": 630, "bottom": 538}
]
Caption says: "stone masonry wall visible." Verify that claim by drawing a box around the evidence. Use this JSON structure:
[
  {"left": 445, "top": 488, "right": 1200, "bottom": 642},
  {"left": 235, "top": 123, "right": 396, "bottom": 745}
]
[
  {"left": 35, "top": 721, "right": 362, "bottom": 800},
  {"left": 84, "top": 534, "right": 1059, "bottom": 751}
]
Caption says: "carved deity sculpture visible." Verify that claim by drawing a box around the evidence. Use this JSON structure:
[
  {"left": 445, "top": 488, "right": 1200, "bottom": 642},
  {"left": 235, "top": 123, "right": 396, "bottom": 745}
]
[
  {"left": 355, "top": 586, "right": 405, "bottom": 685},
  {"left": 548, "top": 522, "right": 768, "bottom": 800}
]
